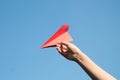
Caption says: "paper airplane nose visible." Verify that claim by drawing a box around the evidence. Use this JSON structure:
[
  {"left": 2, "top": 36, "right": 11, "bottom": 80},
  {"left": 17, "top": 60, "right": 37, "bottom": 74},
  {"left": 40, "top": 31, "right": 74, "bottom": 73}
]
[{"left": 41, "top": 24, "right": 73, "bottom": 48}]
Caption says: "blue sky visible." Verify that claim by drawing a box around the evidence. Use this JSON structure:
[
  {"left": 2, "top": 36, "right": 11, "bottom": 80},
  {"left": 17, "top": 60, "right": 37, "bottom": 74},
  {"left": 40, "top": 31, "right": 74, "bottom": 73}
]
[{"left": 0, "top": 0, "right": 120, "bottom": 80}]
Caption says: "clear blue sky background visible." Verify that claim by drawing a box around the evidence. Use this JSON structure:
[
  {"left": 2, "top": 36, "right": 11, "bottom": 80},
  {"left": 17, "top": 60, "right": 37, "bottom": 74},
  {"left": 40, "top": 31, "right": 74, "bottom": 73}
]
[{"left": 0, "top": 0, "right": 120, "bottom": 80}]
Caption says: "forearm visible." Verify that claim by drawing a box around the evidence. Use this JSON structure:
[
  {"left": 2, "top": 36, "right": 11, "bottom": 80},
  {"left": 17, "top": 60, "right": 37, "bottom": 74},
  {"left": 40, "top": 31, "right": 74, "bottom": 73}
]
[{"left": 74, "top": 52, "right": 116, "bottom": 80}]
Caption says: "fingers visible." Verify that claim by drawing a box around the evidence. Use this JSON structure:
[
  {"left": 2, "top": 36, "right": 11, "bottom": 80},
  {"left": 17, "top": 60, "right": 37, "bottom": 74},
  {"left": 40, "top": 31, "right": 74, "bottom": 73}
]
[
  {"left": 60, "top": 42, "right": 70, "bottom": 47},
  {"left": 56, "top": 44, "right": 62, "bottom": 53},
  {"left": 56, "top": 43, "right": 69, "bottom": 59},
  {"left": 61, "top": 44, "right": 68, "bottom": 53},
  {"left": 56, "top": 43, "right": 68, "bottom": 53},
  {"left": 56, "top": 42, "right": 75, "bottom": 60},
  {"left": 60, "top": 42, "right": 74, "bottom": 49}
]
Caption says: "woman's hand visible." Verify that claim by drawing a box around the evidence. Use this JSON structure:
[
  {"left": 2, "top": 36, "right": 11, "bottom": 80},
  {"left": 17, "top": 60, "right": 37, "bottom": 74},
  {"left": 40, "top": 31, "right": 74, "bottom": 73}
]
[{"left": 56, "top": 42, "right": 82, "bottom": 61}]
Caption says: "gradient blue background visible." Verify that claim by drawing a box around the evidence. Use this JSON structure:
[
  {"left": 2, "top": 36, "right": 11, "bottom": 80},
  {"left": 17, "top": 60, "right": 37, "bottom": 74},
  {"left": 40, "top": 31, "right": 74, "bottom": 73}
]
[{"left": 0, "top": 0, "right": 120, "bottom": 80}]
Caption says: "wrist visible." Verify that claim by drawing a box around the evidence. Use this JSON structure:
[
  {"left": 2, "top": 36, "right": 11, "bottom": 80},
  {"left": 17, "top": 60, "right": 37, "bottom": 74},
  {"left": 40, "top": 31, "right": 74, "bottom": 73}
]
[
  {"left": 73, "top": 52, "right": 83, "bottom": 62},
  {"left": 73, "top": 51, "right": 88, "bottom": 64}
]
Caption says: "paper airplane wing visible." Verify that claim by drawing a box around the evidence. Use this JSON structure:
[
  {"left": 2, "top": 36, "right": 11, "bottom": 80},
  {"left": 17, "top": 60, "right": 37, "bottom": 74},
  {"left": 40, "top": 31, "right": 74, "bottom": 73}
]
[{"left": 41, "top": 24, "right": 73, "bottom": 48}]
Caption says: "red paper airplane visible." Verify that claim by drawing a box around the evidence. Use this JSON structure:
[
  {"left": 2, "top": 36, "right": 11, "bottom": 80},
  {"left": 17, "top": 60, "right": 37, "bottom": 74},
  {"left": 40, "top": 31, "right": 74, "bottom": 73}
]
[{"left": 41, "top": 24, "right": 73, "bottom": 48}]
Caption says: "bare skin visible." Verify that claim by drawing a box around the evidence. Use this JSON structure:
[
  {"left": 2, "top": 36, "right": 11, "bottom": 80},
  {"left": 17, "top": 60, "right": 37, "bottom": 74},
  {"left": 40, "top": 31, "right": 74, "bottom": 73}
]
[{"left": 56, "top": 42, "right": 116, "bottom": 80}]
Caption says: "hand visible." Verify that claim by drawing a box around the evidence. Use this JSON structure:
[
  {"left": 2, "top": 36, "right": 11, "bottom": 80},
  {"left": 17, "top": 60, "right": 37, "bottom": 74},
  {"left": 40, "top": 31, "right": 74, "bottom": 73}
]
[{"left": 56, "top": 42, "right": 82, "bottom": 61}]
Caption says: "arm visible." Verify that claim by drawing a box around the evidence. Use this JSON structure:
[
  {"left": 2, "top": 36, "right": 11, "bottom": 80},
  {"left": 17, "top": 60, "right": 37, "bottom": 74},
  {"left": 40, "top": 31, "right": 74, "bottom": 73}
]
[{"left": 56, "top": 42, "right": 116, "bottom": 80}]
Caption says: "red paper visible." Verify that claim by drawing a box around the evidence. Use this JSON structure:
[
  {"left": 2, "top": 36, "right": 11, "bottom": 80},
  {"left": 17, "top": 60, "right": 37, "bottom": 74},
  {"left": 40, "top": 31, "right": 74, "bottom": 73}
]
[{"left": 41, "top": 24, "right": 73, "bottom": 48}]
